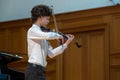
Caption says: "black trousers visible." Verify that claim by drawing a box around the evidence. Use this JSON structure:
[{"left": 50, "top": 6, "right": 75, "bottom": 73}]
[{"left": 25, "top": 63, "right": 47, "bottom": 80}]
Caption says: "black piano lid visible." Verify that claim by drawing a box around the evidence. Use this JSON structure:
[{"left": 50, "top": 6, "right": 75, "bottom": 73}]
[{"left": 0, "top": 52, "right": 23, "bottom": 64}]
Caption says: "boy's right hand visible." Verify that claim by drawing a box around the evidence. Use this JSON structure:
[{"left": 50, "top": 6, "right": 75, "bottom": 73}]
[
  {"left": 57, "top": 36, "right": 65, "bottom": 44},
  {"left": 57, "top": 34, "right": 74, "bottom": 45}
]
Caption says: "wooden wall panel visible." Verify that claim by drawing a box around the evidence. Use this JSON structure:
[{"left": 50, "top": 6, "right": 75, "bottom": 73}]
[
  {"left": 63, "top": 34, "right": 83, "bottom": 80},
  {"left": 87, "top": 31, "right": 105, "bottom": 80},
  {"left": 109, "top": 13, "right": 120, "bottom": 80},
  {"left": 0, "top": 29, "right": 9, "bottom": 52},
  {"left": 110, "top": 66, "right": 120, "bottom": 80},
  {"left": 0, "top": 27, "right": 28, "bottom": 54},
  {"left": 110, "top": 14, "right": 120, "bottom": 54},
  {"left": 61, "top": 16, "right": 104, "bottom": 30},
  {"left": 63, "top": 29, "right": 106, "bottom": 80},
  {"left": 46, "top": 58, "right": 57, "bottom": 80}
]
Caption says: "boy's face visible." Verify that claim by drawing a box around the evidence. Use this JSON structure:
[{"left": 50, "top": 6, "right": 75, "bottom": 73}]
[{"left": 40, "top": 16, "right": 50, "bottom": 27}]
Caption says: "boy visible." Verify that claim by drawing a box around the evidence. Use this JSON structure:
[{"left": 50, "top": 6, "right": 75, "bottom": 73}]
[{"left": 25, "top": 4, "right": 74, "bottom": 80}]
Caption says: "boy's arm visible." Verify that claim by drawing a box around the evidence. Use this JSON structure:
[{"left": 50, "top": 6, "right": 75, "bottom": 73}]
[
  {"left": 28, "top": 27, "right": 62, "bottom": 40},
  {"left": 47, "top": 34, "right": 74, "bottom": 58},
  {"left": 47, "top": 43, "right": 67, "bottom": 58}
]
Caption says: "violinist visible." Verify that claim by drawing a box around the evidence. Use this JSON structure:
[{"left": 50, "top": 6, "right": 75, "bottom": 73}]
[{"left": 25, "top": 4, "right": 74, "bottom": 80}]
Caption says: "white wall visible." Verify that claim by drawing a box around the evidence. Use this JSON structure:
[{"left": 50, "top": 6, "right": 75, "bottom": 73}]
[{"left": 0, "top": 0, "right": 119, "bottom": 22}]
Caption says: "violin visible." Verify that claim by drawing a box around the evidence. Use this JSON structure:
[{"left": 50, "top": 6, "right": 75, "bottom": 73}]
[{"left": 40, "top": 26, "right": 81, "bottom": 48}]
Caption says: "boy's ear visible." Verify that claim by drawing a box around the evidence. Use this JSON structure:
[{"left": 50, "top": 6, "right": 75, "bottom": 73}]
[{"left": 38, "top": 17, "right": 42, "bottom": 20}]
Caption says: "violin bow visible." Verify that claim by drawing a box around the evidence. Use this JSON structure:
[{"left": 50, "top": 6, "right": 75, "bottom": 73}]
[{"left": 47, "top": 0, "right": 59, "bottom": 33}]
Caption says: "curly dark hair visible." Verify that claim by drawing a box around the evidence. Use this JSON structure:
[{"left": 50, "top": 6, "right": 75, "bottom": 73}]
[{"left": 31, "top": 4, "right": 52, "bottom": 23}]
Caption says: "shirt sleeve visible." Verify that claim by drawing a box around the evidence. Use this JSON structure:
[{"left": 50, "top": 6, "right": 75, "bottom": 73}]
[
  {"left": 47, "top": 43, "right": 67, "bottom": 58},
  {"left": 28, "top": 27, "right": 61, "bottom": 40}
]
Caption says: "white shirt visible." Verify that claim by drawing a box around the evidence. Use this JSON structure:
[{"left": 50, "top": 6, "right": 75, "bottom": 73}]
[{"left": 27, "top": 24, "right": 67, "bottom": 67}]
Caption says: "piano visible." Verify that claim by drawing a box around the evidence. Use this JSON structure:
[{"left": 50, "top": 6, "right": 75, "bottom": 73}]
[{"left": 0, "top": 52, "right": 26, "bottom": 80}]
